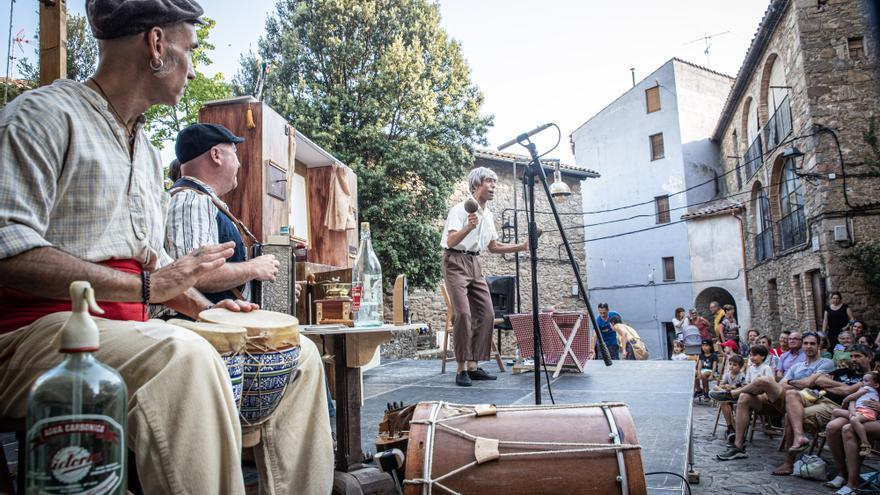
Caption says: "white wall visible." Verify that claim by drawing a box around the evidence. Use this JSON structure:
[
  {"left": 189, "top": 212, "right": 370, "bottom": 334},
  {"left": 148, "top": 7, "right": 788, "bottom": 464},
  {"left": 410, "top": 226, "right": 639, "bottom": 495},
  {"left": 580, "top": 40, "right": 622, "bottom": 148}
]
[
  {"left": 571, "top": 59, "right": 736, "bottom": 358},
  {"left": 686, "top": 214, "right": 751, "bottom": 332}
]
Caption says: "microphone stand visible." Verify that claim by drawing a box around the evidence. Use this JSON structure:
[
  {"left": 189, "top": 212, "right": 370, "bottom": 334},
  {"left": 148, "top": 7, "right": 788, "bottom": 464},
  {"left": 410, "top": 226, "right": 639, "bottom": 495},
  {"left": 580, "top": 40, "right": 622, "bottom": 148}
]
[{"left": 519, "top": 138, "right": 612, "bottom": 405}]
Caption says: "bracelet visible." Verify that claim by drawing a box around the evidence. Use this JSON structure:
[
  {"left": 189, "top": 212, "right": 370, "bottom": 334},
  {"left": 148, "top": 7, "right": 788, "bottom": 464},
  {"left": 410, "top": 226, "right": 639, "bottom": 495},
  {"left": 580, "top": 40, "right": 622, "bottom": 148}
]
[{"left": 141, "top": 270, "right": 151, "bottom": 306}]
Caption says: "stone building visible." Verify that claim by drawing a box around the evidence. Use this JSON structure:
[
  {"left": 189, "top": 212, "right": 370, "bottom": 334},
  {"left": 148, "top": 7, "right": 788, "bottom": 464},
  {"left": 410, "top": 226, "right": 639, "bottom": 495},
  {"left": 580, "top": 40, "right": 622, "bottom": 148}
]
[
  {"left": 571, "top": 58, "right": 740, "bottom": 358},
  {"left": 713, "top": 0, "right": 880, "bottom": 336},
  {"left": 406, "top": 149, "right": 599, "bottom": 357}
]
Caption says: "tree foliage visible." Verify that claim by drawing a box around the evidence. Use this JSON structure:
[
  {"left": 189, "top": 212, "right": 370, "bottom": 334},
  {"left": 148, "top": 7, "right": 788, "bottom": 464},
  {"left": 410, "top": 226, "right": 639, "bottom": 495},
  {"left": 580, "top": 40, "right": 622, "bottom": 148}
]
[
  {"left": 144, "top": 18, "right": 232, "bottom": 147},
  {"left": 234, "top": 0, "right": 491, "bottom": 289},
  {"left": 844, "top": 241, "right": 880, "bottom": 289},
  {"left": 17, "top": 13, "right": 98, "bottom": 83}
]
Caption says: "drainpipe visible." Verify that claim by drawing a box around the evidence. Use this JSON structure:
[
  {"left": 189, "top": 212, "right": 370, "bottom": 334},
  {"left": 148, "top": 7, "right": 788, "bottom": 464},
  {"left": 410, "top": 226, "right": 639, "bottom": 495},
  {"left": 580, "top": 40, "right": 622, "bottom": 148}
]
[{"left": 732, "top": 211, "right": 749, "bottom": 311}]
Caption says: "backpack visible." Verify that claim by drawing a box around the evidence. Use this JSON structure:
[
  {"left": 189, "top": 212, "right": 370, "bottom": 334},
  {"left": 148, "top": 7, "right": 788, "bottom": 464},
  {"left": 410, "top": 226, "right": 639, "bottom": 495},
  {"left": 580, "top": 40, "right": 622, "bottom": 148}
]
[{"left": 682, "top": 323, "right": 702, "bottom": 347}]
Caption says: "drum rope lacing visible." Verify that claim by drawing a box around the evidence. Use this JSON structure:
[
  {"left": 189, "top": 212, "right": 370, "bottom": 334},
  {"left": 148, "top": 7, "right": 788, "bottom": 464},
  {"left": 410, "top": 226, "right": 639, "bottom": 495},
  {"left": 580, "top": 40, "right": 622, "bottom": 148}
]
[
  {"left": 238, "top": 335, "right": 300, "bottom": 427},
  {"left": 404, "top": 401, "right": 642, "bottom": 495}
]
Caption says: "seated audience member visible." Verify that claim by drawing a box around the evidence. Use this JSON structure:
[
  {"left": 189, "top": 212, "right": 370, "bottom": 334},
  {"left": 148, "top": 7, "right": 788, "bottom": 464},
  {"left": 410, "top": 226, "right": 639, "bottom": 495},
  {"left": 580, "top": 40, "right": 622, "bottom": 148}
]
[
  {"left": 820, "top": 334, "right": 833, "bottom": 359},
  {"left": 776, "top": 331, "right": 806, "bottom": 380},
  {"left": 740, "top": 329, "right": 759, "bottom": 357},
  {"left": 715, "top": 353, "right": 746, "bottom": 444},
  {"left": 758, "top": 335, "right": 780, "bottom": 370},
  {"left": 851, "top": 320, "right": 867, "bottom": 342},
  {"left": 772, "top": 344, "right": 872, "bottom": 475},
  {"left": 695, "top": 339, "right": 719, "bottom": 401},
  {"left": 772, "top": 331, "right": 790, "bottom": 358},
  {"left": 832, "top": 371, "right": 880, "bottom": 456},
  {"left": 834, "top": 331, "right": 854, "bottom": 366},
  {"left": 718, "top": 345, "right": 774, "bottom": 445},
  {"left": 825, "top": 393, "right": 880, "bottom": 493},
  {"left": 857, "top": 335, "right": 872, "bottom": 349},
  {"left": 713, "top": 332, "right": 833, "bottom": 460},
  {"left": 671, "top": 340, "right": 688, "bottom": 361},
  {"left": 718, "top": 339, "right": 738, "bottom": 374}
]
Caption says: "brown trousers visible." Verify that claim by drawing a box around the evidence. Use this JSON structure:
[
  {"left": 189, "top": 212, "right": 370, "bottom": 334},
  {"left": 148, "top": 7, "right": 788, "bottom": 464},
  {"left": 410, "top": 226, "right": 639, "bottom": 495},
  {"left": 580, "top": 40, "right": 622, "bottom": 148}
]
[{"left": 443, "top": 250, "right": 494, "bottom": 362}]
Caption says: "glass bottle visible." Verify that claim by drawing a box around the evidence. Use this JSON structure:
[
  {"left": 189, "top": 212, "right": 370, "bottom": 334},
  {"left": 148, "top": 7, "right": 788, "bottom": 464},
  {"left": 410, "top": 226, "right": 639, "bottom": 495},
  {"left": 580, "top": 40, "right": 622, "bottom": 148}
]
[
  {"left": 352, "top": 222, "right": 384, "bottom": 327},
  {"left": 27, "top": 282, "right": 128, "bottom": 494}
]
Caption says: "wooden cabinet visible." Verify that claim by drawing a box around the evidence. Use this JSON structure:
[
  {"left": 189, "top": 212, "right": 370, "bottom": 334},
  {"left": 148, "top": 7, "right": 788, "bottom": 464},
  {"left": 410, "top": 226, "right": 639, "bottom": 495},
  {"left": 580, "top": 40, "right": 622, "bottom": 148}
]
[{"left": 199, "top": 98, "right": 293, "bottom": 243}]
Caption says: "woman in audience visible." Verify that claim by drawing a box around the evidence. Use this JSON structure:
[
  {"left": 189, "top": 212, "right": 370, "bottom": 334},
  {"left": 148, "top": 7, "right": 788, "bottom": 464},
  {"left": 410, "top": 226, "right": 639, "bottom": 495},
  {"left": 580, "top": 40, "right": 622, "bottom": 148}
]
[
  {"left": 852, "top": 320, "right": 867, "bottom": 341},
  {"left": 758, "top": 335, "right": 780, "bottom": 370},
  {"left": 824, "top": 291, "right": 855, "bottom": 347},
  {"left": 673, "top": 307, "right": 688, "bottom": 341}
]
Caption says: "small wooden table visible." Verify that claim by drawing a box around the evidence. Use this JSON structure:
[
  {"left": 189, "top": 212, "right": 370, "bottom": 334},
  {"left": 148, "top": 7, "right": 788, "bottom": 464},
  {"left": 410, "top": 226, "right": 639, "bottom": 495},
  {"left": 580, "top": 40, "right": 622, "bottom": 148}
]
[{"left": 301, "top": 323, "right": 425, "bottom": 472}]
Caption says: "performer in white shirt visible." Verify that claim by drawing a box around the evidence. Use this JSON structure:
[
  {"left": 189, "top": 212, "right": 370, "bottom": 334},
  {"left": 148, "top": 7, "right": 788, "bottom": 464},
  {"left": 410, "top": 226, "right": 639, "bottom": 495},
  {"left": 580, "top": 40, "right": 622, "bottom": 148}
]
[{"left": 442, "top": 167, "right": 530, "bottom": 387}]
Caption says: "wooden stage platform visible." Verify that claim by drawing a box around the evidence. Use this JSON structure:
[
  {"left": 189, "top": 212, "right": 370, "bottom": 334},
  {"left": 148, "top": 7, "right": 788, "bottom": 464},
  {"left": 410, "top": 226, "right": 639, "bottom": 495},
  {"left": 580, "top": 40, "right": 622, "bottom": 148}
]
[{"left": 358, "top": 359, "right": 696, "bottom": 494}]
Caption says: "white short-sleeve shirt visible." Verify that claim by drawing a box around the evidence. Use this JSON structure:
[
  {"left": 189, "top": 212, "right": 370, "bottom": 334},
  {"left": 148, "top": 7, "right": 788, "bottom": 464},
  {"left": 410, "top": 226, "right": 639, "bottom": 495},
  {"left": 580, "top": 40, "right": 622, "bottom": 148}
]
[{"left": 441, "top": 198, "right": 497, "bottom": 252}]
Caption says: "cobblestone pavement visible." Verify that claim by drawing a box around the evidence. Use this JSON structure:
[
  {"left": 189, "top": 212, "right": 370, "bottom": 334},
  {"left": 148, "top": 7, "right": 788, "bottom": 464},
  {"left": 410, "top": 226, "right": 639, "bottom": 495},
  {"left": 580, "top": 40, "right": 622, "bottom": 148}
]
[{"left": 689, "top": 398, "right": 834, "bottom": 495}]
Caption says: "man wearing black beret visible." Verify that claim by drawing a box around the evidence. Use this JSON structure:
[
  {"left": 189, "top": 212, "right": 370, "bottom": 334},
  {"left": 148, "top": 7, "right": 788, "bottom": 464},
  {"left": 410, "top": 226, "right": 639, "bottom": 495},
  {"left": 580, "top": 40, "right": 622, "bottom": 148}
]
[{"left": 0, "top": 1, "right": 332, "bottom": 493}]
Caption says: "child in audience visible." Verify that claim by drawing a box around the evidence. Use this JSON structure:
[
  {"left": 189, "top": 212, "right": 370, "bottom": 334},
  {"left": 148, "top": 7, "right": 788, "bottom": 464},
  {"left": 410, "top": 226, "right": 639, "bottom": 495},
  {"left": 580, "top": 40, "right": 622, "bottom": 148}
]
[
  {"left": 715, "top": 354, "right": 746, "bottom": 444},
  {"left": 695, "top": 339, "right": 718, "bottom": 401},
  {"left": 757, "top": 335, "right": 780, "bottom": 371},
  {"left": 835, "top": 371, "right": 880, "bottom": 456},
  {"left": 671, "top": 340, "right": 688, "bottom": 361},
  {"left": 719, "top": 339, "right": 739, "bottom": 374},
  {"left": 745, "top": 344, "right": 774, "bottom": 383}
]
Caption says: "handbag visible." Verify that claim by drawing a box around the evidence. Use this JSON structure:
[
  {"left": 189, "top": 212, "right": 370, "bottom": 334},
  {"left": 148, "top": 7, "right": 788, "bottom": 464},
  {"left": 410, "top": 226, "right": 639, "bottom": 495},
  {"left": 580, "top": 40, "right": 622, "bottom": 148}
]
[{"left": 793, "top": 454, "right": 827, "bottom": 481}]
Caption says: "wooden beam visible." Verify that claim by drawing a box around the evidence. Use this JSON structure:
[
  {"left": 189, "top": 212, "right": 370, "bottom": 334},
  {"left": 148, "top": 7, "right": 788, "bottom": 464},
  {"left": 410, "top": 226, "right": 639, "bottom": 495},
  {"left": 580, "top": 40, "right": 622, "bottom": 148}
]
[{"left": 39, "top": 0, "right": 67, "bottom": 86}]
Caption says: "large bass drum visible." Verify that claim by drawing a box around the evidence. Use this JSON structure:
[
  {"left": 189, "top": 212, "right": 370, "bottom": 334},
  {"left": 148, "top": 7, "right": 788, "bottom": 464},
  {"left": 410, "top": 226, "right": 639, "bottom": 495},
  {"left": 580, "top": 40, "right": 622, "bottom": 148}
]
[{"left": 404, "top": 401, "right": 646, "bottom": 495}]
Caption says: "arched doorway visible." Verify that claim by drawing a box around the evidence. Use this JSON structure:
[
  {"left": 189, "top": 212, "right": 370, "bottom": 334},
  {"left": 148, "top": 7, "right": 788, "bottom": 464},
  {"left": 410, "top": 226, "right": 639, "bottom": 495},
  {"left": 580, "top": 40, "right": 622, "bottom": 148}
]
[{"left": 694, "top": 287, "right": 737, "bottom": 320}]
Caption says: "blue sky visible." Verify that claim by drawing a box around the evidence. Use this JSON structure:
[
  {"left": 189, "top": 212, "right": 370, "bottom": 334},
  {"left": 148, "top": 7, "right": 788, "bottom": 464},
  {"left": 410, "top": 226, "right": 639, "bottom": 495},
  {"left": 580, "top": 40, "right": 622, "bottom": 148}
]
[{"left": 3, "top": 1, "right": 769, "bottom": 163}]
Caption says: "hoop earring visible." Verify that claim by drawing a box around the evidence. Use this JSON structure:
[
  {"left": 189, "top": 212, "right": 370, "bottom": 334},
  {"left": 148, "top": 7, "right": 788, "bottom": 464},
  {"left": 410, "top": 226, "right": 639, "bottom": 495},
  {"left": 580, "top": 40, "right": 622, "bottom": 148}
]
[{"left": 150, "top": 58, "right": 164, "bottom": 72}]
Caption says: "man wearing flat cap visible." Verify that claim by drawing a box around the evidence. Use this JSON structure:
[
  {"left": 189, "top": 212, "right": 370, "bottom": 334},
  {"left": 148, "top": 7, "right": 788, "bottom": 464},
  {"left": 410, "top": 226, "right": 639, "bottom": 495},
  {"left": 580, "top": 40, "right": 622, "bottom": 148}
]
[
  {"left": 165, "top": 123, "right": 333, "bottom": 492},
  {"left": 0, "top": 0, "right": 330, "bottom": 493}
]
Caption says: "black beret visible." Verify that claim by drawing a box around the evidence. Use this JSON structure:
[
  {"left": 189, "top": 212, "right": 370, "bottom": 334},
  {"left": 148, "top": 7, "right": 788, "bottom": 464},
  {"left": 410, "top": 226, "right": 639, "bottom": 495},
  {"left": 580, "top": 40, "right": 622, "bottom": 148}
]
[
  {"left": 86, "top": 0, "right": 206, "bottom": 40},
  {"left": 176, "top": 124, "right": 245, "bottom": 164}
]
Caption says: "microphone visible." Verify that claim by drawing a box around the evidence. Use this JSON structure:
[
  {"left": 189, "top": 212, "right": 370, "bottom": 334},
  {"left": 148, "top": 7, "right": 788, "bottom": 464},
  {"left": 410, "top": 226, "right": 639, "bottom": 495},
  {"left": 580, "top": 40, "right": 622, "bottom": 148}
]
[
  {"left": 497, "top": 123, "right": 553, "bottom": 151},
  {"left": 463, "top": 198, "right": 479, "bottom": 214}
]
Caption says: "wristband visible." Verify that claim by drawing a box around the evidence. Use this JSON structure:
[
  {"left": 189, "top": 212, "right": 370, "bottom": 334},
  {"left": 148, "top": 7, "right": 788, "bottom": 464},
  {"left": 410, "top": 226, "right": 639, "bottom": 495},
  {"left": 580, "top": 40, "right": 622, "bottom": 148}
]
[{"left": 141, "top": 270, "right": 151, "bottom": 305}]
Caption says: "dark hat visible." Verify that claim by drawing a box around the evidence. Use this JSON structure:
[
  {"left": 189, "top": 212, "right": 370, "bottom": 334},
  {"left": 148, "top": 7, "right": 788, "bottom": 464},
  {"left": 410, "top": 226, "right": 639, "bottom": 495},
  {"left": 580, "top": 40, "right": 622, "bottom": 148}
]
[
  {"left": 87, "top": 0, "right": 206, "bottom": 40},
  {"left": 175, "top": 124, "right": 245, "bottom": 164}
]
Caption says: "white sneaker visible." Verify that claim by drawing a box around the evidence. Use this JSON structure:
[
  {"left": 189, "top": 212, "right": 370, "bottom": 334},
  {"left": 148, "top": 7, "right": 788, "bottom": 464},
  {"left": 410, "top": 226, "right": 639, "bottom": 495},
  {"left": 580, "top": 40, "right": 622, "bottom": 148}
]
[{"left": 824, "top": 476, "right": 846, "bottom": 489}]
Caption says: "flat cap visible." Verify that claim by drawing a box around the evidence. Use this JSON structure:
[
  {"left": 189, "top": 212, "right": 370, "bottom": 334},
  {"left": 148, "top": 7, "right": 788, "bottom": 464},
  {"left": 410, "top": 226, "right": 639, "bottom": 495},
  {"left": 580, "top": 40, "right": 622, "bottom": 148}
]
[
  {"left": 87, "top": 0, "right": 206, "bottom": 40},
  {"left": 176, "top": 123, "right": 245, "bottom": 164}
]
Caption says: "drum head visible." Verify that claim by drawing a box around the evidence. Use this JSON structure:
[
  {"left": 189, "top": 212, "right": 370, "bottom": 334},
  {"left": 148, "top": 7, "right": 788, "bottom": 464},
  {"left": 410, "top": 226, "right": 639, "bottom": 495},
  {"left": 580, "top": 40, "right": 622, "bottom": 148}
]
[
  {"left": 198, "top": 308, "right": 300, "bottom": 348},
  {"left": 167, "top": 318, "right": 247, "bottom": 354}
]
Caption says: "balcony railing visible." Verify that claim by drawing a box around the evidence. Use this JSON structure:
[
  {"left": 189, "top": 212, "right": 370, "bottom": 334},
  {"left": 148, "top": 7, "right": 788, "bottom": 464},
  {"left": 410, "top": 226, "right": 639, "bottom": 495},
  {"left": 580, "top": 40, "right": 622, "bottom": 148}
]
[
  {"left": 755, "top": 229, "right": 773, "bottom": 262},
  {"left": 778, "top": 206, "right": 807, "bottom": 251},
  {"left": 765, "top": 95, "right": 792, "bottom": 150},
  {"left": 743, "top": 134, "right": 763, "bottom": 179}
]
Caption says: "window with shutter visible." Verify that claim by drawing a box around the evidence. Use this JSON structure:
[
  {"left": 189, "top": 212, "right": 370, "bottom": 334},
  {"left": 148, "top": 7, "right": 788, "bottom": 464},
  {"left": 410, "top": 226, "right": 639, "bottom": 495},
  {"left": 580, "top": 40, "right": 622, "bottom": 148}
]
[
  {"left": 655, "top": 195, "right": 670, "bottom": 224},
  {"left": 645, "top": 86, "right": 661, "bottom": 113},
  {"left": 662, "top": 257, "right": 675, "bottom": 281},
  {"left": 650, "top": 133, "right": 665, "bottom": 161}
]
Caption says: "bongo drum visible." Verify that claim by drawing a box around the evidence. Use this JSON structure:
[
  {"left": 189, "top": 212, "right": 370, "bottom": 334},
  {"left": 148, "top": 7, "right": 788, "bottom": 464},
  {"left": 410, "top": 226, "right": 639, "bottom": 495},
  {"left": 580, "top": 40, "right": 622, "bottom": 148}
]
[
  {"left": 404, "top": 401, "right": 646, "bottom": 495},
  {"left": 167, "top": 318, "right": 247, "bottom": 408},
  {"left": 199, "top": 308, "right": 301, "bottom": 425}
]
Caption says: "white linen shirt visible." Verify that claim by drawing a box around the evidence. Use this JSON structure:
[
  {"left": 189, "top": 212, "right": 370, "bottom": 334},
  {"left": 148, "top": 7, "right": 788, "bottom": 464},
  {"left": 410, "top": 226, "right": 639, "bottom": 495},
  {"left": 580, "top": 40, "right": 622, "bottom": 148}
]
[
  {"left": 0, "top": 80, "right": 171, "bottom": 269},
  {"left": 164, "top": 176, "right": 221, "bottom": 259},
  {"left": 441, "top": 198, "right": 498, "bottom": 252}
]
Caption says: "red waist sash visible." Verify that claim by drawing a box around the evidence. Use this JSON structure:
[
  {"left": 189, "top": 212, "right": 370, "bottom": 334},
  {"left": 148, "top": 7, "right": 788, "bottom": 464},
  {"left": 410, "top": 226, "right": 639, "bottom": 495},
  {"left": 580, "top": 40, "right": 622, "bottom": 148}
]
[{"left": 0, "top": 259, "right": 146, "bottom": 334}]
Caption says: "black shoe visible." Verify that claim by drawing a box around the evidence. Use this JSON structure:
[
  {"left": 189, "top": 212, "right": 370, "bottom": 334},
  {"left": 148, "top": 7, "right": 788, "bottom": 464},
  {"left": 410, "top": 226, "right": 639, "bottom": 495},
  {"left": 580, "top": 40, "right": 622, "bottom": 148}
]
[
  {"left": 716, "top": 445, "right": 747, "bottom": 461},
  {"left": 726, "top": 428, "right": 736, "bottom": 446},
  {"left": 456, "top": 371, "right": 472, "bottom": 387},
  {"left": 468, "top": 368, "right": 498, "bottom": 380}
]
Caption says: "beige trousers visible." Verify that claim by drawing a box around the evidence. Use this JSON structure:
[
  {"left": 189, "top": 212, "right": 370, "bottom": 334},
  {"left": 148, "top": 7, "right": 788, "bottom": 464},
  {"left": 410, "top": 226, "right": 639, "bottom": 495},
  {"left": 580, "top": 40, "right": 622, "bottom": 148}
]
[
  {"left": 442, "top": 251, "right": 494, "bottom": 363},
  {"left": 0, "top": 313, "right": 333, "bottom": 495}
]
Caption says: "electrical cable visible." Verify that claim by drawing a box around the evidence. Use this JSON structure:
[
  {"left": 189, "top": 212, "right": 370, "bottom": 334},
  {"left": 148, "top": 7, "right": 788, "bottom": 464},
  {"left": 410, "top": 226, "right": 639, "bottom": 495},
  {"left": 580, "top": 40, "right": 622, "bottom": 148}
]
[{"left": 644, "top": 471, "right": 692, "bottom": 495}]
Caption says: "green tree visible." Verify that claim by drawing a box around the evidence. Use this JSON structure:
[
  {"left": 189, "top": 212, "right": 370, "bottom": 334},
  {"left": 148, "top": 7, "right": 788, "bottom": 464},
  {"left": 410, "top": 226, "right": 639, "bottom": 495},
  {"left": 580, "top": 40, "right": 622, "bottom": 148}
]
[
  {"left": 234, "top": 0, "right": 491, "bottom": 289},
  {"left": 17, "top": 13, "right": 98, "bottom": 83},
  {"left": 144, "top": 18, "right": 232, "bottom": 147}
]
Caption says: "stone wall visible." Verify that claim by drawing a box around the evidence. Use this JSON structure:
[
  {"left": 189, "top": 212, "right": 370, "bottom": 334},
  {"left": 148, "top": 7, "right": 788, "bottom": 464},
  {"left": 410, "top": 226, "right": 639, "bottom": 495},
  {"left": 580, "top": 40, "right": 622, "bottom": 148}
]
[
  {"left": 405, "top": 156, "right": 590, "bottom": 358},
  {"left": 716, "top": 0, "right": 880, "bottom": 337}
]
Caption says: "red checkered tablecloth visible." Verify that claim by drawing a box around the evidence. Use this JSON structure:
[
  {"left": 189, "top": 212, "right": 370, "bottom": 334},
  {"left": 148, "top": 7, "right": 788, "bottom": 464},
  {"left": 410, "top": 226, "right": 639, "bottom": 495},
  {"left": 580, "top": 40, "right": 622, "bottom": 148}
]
[{"left": 508, "top": 312, "right": 593, "bottom": 368}]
